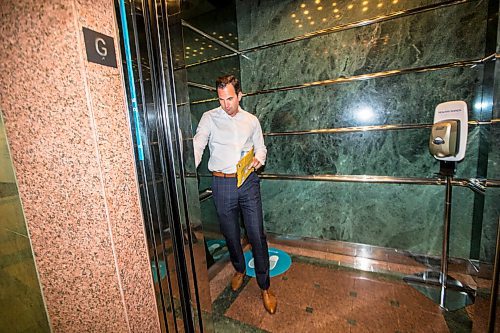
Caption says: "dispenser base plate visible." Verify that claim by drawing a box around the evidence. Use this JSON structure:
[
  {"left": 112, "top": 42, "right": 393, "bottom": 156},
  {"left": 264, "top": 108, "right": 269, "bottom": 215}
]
[{"left": 403, "top": 270, "right": 475, "bottom": 311}]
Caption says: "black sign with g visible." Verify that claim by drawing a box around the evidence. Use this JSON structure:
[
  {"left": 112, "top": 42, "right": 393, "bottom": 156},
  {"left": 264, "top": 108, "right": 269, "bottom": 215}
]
[{"left": 83, "top": 27, "right": 117, "bottom": 68}]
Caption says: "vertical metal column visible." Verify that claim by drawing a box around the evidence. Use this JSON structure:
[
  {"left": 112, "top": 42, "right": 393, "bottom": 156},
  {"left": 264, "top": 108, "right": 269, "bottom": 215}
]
[
  {"left": 439, "top": 175, "right": 452, "bottom": 308},
  {"left": 487, "top": 217, "right": 500, "bottom": 332},
  {"left": 404, "top": 161, "right": 474, "bottom": 311}
]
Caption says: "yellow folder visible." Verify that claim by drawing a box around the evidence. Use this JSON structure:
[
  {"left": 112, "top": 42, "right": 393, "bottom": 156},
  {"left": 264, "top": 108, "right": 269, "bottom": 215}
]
[{"left": 236, "top": 148, "right": 254, "bottom": 188}]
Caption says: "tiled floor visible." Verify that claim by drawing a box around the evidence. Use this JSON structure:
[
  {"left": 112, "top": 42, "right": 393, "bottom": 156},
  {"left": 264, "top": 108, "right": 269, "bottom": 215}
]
[{"left": 208, "top": 244, "right": 499, "bottom": 332}]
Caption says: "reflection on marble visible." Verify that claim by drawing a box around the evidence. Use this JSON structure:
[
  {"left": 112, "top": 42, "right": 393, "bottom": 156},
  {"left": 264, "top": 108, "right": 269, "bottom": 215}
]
[
  {"left": 237, "top": 0, "right": 458, "bottom": 50},
  {"left": 481, "top": 187, "right": 500, "bottom": 263},
  {"left": 181, "top": 2, "right": 238, "bottom": 65},
  {"left": 1, "top": 109, "right": 49, "bottom": 333},
  {"left": 189, "top": 86, "right": 217, "bottom": 102},
  {"left": 185, "top": 0, "right": 498, "bottom": 264},
  {"left": 234, "top": 0, "right": 491, "bottom": 261},
  {"left": 498, "top": 4, "right": 500, "bottom": 55},
  {"left": 240, "top": 66, "right": 482, "bottom": 132},
  {"left": 1, "top": 194, "right": 50, "bottom": 332},
  {"left": 182, "top": 29, "right": 236, "bottom": 66},
  {"left": 187, "top": 57, "right": 240, "bottom": 88},
  {"left": 239, "top": 1, "right": 486, "bottom": 91},
  {"left": 263, "top": 126, "right": 480, "bottom": 178},
  {"left": 195, "top": 173, "right": 478, "bottom": 259},
  {"left": 480, "top": 122, "right": 500, "bottom": 263},
  {"left": 260, "top": 179, "right": 474, "bottom": 258},
  {"left": 200, "top": 195, "right": 220, "bottom": 233},
  {"left": 494, "top": 61, "right": 500, "bottom": 120},
  {"left": 478, "top": 23, "right": 500, "bottom": 263}
]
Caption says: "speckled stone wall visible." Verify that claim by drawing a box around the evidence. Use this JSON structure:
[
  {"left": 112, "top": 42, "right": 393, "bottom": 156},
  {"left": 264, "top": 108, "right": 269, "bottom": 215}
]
[{"left": 0, "top": 1, "right": 160, "bottom": 332}]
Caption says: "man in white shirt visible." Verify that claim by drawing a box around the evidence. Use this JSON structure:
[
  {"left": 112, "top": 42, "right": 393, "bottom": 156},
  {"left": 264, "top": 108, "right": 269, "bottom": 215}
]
[{"left": 193, "top": 75, "right": 277, "bottom": 314}]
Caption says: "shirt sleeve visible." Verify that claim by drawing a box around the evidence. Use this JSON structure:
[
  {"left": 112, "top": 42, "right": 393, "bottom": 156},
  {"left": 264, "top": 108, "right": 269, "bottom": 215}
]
[
  {"left": 252, "top": 118, "right": 267, "bottom": 165},
  {"left": 193, "top": 112, "right": 211, "bottom": 168}
]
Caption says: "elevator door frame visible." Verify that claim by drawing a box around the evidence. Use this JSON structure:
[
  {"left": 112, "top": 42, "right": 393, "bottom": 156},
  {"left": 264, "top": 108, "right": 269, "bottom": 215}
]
[{"left": 116, "top": 0, "right": 211, "bottom": 332}]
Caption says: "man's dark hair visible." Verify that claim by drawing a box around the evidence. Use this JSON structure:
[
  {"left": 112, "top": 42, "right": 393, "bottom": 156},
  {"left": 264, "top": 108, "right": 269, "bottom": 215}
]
[{"left": 216, "top": 75, "right": 241, "bottom": 94}]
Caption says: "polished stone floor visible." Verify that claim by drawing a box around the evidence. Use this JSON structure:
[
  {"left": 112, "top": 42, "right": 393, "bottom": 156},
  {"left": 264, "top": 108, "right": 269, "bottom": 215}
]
[
  {"left": 0, "top": 194, "right": 51, "bottom": 332},
  {"left": 208, "top": 242, "right": 498, "bottom": 333}
]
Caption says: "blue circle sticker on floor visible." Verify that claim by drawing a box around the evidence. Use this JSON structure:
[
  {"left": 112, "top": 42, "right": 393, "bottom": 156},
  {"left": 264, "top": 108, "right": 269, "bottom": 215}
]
[{"left": 244, "top": 247, "right": 292, "bottom": 278}]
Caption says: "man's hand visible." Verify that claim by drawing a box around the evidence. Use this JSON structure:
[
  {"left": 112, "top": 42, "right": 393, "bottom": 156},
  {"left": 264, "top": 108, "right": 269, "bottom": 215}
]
[{"left": 249, "top": 157, "right": 262, "bottom": 170}]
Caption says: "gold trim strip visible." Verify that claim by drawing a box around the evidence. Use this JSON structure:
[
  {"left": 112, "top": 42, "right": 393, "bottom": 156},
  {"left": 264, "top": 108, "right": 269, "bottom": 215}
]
[
  {"left": 192, "top": 173, "right": 500, "bottom": 188},
  {"left": 488, "top": 179, "right": 500, "bottom": 187},
  {"left": 260, "top": 174, "right": 451, "bottom": 185},
  {"left": 264, "top": 119, "right": 500, "bottom": 137},
  {"left": 185, "top": 53, "right": 238, "bottom": 69},
  {"left": 182, "top": 119, "right": 499, "bottom": 138},
  {"left": 191, "top": 97, "right": 218, "bottom": 104},
  {"left": 188, "top": 81, "right": 216, "bottom": 91},
  {"left": 260, "top": 174, "right": 500, "bottom": 188},
  {"left": 265, "top": 123, "right": 433, "bottom": 136}
]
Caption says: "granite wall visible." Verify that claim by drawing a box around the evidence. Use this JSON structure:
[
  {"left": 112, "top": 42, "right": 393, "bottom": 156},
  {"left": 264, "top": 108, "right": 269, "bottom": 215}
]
[
  {"left": 0, "top": 1, "right": 160, "bottom": 332},
  {"left": 186, "top": 0, "right": 499, "bottom": 262}
]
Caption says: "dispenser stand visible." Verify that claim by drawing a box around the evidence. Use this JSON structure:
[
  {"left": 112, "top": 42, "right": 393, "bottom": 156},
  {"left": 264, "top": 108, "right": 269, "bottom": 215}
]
[{"left": 403, "top": 161, "right": 475, "bottom": 311}]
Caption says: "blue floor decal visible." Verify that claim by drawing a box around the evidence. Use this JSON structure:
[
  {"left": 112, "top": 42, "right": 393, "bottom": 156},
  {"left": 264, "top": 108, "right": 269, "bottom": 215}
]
[
  {"left": 206, "top": 239, "right": 228, "bottom": 261},
  {"left": 244, "top": 247, "right": 292, "bottom": 278},
  {"left": 151, "top": 260, "right": 167, "bottom": 283}
]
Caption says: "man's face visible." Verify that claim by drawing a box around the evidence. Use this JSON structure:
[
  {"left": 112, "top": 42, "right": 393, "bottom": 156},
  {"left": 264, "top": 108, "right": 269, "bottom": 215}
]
[{"left": 217, "top": 84, "right": 242, "bottom": 117}]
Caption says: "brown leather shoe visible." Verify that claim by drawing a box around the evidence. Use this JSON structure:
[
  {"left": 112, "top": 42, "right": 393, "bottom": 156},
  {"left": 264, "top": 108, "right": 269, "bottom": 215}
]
[
  {"left": 231, "top": 271, "right": 245, "bottom": 291},
  {"left": 261, "top": 289, "right": 277, "bottom": 314}
]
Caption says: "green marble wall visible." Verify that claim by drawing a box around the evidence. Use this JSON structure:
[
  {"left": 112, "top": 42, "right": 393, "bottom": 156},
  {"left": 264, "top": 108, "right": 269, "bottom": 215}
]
[
  {"left": 0, "top": 113, "right": 50, "bottom": 332},
  {"left": 185, "top": 0, "right": 499, "bottom": 261},
  {"left": 232, "top": 0, "right": 496, "bottom": 260}
]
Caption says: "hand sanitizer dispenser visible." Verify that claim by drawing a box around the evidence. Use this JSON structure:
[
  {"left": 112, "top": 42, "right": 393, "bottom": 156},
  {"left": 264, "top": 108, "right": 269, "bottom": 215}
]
[
  {"left": 429, "top": 101, "right": 468, "bottom": 161},
  {"left": 408, "top": 100, "right": 475, "bottom": 312}
]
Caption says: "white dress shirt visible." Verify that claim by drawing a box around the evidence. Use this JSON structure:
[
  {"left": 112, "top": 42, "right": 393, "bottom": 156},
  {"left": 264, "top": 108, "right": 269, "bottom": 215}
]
[{"left": 193, "top": 106, "right": 267, "bottom": 173}]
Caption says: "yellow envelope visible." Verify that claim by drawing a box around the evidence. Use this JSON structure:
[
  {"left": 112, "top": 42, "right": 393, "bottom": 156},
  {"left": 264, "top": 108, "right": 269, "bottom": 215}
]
[{"left": 236, "top": 148, "right": 254, "bottom": 188}]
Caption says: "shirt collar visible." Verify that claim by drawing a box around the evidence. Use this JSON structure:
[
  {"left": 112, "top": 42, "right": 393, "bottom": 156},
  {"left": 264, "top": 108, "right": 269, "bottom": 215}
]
[{"left": 217, "top": 106, "right": 245, "bottom": 119}]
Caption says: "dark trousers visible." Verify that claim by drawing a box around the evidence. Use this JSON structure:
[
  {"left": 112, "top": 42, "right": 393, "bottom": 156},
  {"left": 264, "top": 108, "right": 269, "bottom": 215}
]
[{"left": 212, "top": 172, "right": 270, "bottom": 290}]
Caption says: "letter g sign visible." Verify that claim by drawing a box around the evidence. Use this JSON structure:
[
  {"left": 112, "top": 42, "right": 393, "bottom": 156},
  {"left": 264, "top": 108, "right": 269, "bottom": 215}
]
[
  {"left": 95, "top": 38, "right": 108, "bottom": 57},
  {"left": 83, "top": 27, "right": 117, "bottom": 68}
]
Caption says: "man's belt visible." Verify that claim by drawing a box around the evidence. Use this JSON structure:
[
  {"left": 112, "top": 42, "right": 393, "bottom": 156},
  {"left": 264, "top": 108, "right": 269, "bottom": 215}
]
[{"left": 212, "top": 171, "right": 237, "bottom": 178}]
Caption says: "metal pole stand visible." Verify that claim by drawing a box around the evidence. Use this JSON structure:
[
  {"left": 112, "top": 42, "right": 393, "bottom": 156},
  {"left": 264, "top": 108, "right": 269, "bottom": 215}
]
[
  {"left": 487, "top": 216, "right": 499, "bottom": 332},
  {"left": 404, "top": 161, "right": 475, "bottom": 311}
]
